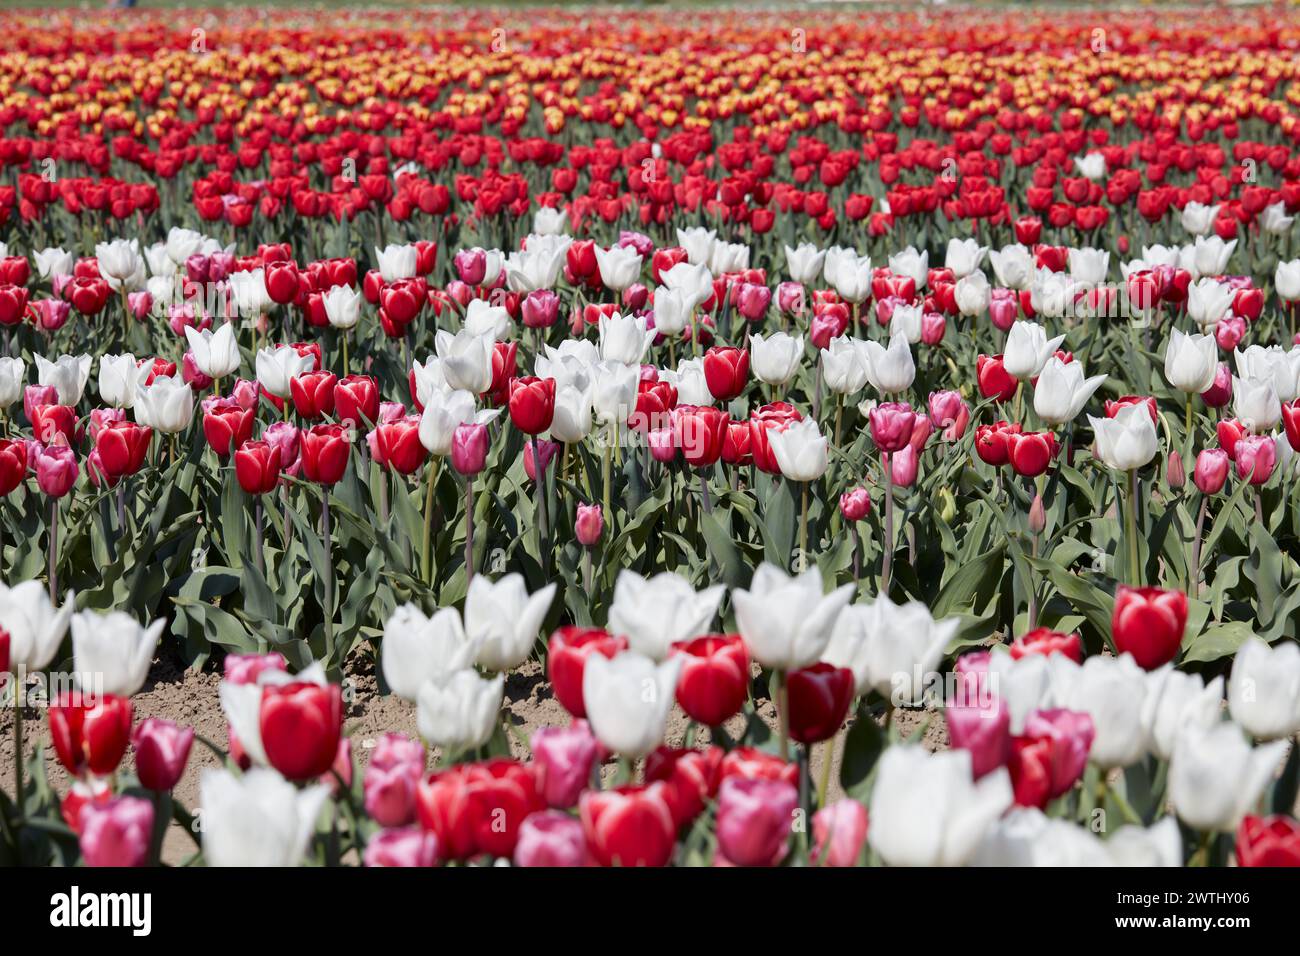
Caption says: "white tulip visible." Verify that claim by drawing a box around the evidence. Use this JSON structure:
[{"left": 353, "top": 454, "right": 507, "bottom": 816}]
[
  {"left": 1235, "top": 344, "right": 1300, "bottom": 404},
  {"left": 0, "top": 357, "right": 25, "bottom": 409},
  {"left": 34, "top": 247, "right": 75, "bottom": 280},
  {"left": 1033, "top": 356, "right": 1106, "bottom": 425},
  {"left": 94, "top": 238, "right": 144, "bottom": 286},
  {"left": 829, "top": 252, "right": 872, "bottom": 303},
  {"left": 462, "top": 298, "right": 511, "bottom": 342},
  {"left": 1141, "top": 667, "right": 1223, "bottom": 761},
  {"left": 676, "top": 226, "right": 716, "bottom": 266},
  {"left": 989, "top": 244, "right": 1034, "bottom": 290},
  {"left": 1003, "top": 321, "right": 1065, "bottom": 380},
  {"left": 1185, "top": 277, "right": 1235, "bottom": 328},
  {"left": 1232, "top": 376, "right": 1281, "bottom": 432},
  {"left": 381, "top": 604, "right": 481, "bottom": 701},
  {"left": 659, "top": 358, "right": 711, "bottom": 407},
  {"left": 984, "top": 651, "right": 1055, "bottom": 734},
  {"left": 869, "top": 746, "right": 1012, "bottom": 867},
  {"left": 1049, "top": 653, "right": 1149, "bottom": 767},
  {"left": 255, "top": 346, "right": 311, "bottom": 399},
  {"left": 164, "top": 227, "right": 205, "bottom": 265},
  {"left": 70, "top": 610, "right": 164, "bottom": 697},
  {"left": 1169, "top": 722, "right": 1288, "bottom": 832},
  {"left": 607, "top": 570, "right": 725, "bottom": 661},
  {"left": 858, "top": 331, "right": 915, "bottom": 395},
  {"left": 598, "top": 312, "right": 654, "bottom": 365},
  {"left": 784, "top": 242, "right": 826, "bottom": 285},
  {"left": 1067, "top": 248, "right": 1110, "bottom": 287},
  {"left": 1088, "top": 403, "right": 1159, "bottom": 472},
  {"left": 650, "top": 286, "right": 693, "bottom": 337},
  {"left": 1163, "top": 328, "right": 1219, "bottom": 394},
  {"left": 1029, "top": 267, "right": 1076, "bottom": 320},
  {"left": 532, "top": 207, "right": 567, "bottom": 236},
  {"left": 582, "top": 651, "right": 682, "bottom": 758},
  {"left": 750, "top": 331, "right": 803, "bottom": 386},
  {"left": 34, "top": 353, "right": 92, "bottom": 406},
  {"left": 1180, "top": 201, "right": 1219, "bottom": 237},
  {"left": 733, "top": 563, "right": 853, "bottom": 670},
  {"left": 821, "top": 337, "right": 869, "bottom": 395},
  {"left": 974, "top": 808, "right": 1112, "bottom": 866},
  {"left": 768, "top": 417, "right": 829, "bottom": 482},
  {"left": 591, "top": 360, "right": 639, "bottom": 427},
  {"left": 322, "top": 284, "right": 362, "bottom": 331},
  {"left": 1260, "top": 202, "right": 1294, "bottom": 235},
  {"left": 888, "top": 303, "right": 924, "bottom": 344},
  {"left": 418, "top": 388, "right": 498, "bottom": 457},
  {"left": 1276, "top": 260, "right": 1300, "bottom": 301},
  {"left": 1228, "top": 637, "right": 1300, "bottom": 740},
  {"left": 466, "top": 574, "right": 556, "bottom": 672},
  {"left": 659, "top": 261, "right": 713, "bottom": 312},
  {"left": 888, "top": 246, "right": 929, "bottom": 288},
  {"left": 708, "top": 241, "right": 749, "bottom": 275},
  {"left": 954, "top": 271, "right": 991, "bottom": 317},
  {"left": 504, "top": 244, "right": 567, "bottom": 292},
  {"left": 822, "top": 596, "right": 957, "bottom": 702},
  {"left": 593, "top": 245, "right": 642, "bottom": 293},
  {"left": 549, "top": 383, "right": 594, "bottom": 443},
  {"left": 0, "top": 580, "right": 75, "bottom": 671},
  {"left": 1106, "top": 817, "right": 1184, "bottom": 866},
  {"left": 416, "top": 669, "right": 504, "bottom": 752},
  {"left": 1191, "top": 235, "right": 1236, "bottom": 278},
  {"left": 1074, "top": 153, "right": 1107, "bottom": 181},
  {"left": 184, "top": 323, "right": 240, "bottom": 379},
  {"left": 944, "top": 237, "right": 987, "bottom": 279},
  {"left": 134, "top": 375, "right": 194, "bottom": 434},
  {"left": 98, "top": 353, "right": 144, "bottom": 408},
  {"left": 200, "top": 768, "right": 329, "bottom": 867},
  {"left": 436, "top": 329, "right": 495, "bottom": 394},
  {"left": 374, "top": 244, "right": 418, "bottom": 283}
]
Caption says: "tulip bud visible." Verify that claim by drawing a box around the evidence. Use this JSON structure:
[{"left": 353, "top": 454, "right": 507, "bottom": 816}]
[
  {"left": 1028, "top": 494, "right": 1046, "bottom": 534},
  {"left": 532, "top": 722, "right": 598, "bottom": 809},
  {"left": 715, "top": 777, "right": 799, "bottom": 867},
  {"left": 132, "top": 718, "right": 194, "bottom": 792},
  {"left": 79, "top": 797, "right": 153, "bottom": 868},
  {"left": 1166, "top": 450, "right": 1185, "bottom": 489},
  {"left": 839, "top": 487, "right": 871, "bottom": 522},
  {"left": 450, "top": 422, "right": 489, "bottom": 476},
  {"left": 1194, "top": 448, "right": 1230, "bottom": 495},
  {"left": 575, "top": 502, "right": 604, "bottom": 547}
]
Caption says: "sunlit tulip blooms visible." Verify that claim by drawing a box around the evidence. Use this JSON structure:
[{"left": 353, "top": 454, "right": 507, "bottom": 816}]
[
  {"left": 858, "top": 331, "right": 915, "bottom": 395},
  {"left": 888, "top": 247, "right": 928, "bottom": 288},
  {"left": 0, "top": 581, "right": 73, "bottom": 671},
  {"left": 1232, "top": 376, "right": 1282, "bottom": 431},
  {"left": 1033, "top": 357, "right": 1106, "bottom": 425},
  {"left": 364, "top": 828, "right": 438, "bottom": 868},
  {"left": 1190, "top": 448, "right": 1229, "bottom": 495},
  {"left": 450, "top": 422, "right": 489, "bottom": 475},
  {"left": 715, "top": 778, "right": 799, "bottom": 866},
  {"left": 373, "top": 415, "right": 426, "bottom": 475},
  {"left": 1089, "top": 403, "right": 1159, "bottom": 471},
  {"left": 1141, "top": 667, "right": 1223, "bottom": 761},
  {"left": 79, "top": 797, "right": 152, "bottom": 868},
  {"left": 583, "top": 650, "right": 682, "bottom": 757},
  {"left": 811, "top": 799, "right": 869, "bottom": 867},
  {"left": 1186, "top": 277, "right": 1236, "bottom": 328},
  {"left": 70, "top": 610, "right": 163, "bottom": 697},
  {"left": 597, "top": 313, "right": 653, "bottom": 365},
  {"left": 254, "top": 680, "right": 343, "bottom": 781},
  {"left": 1228, "top": 637, "right": 1300, "bottom": 740},
  {"left": 132, "top": 718, "right": 194, "bottom": 792},
  {"left": 671, "top": 634, "right": 750, "bottom": 727},
  {"left": 35, "top": 445, "right": 78, "bottom": 497},
  {"left": 1008, "top": 709, "right": 1094, "bottom": 807},
  {"left": 255, "top": 345, "right": 313, "bottom": 398},
  {"left": 1236, "top": 816, "right": 1300, "bottom": 867},
  {"left": 1003, "top": 321, "right": 1065, "bottom": 380},
  {"left": 593, "top": 244, "right": 642, "bottom": 292},
  {"left": 532, "top": 722, "right": 598, "bottom": 809},
  {"left": 829, "top": 252, "right": 872, "bottom": 303},
  {"left": 821, "top": 337, "right": 868, "bottom": 395},
  {"left": 548, "top": 626, "right": 627, "bottom": 719},
  {"left": 34, "top": 353, "right": 92, "bottom": 406},
  {"left": 989, "top": 245, "right": 1035, "bottom": 290},
  {"left": 184, "top": 323, "right": 240, "bottom": 380},
  {"left": 465, "top": 573, "right": 556, "bottom": 672},
  {"left": 750, "top": 332, "right": 803, "bottom": 387},
  {"left": 733, "top": 563, "right": 853, "bottom": 671},
  {"left": 768, "top": 418, "right": 828, "bottom": 481},
  {"left": 974, "top": 421, "right": 1021, "bottom": 466},
  {"left": 1276, "top": 260, "right": 1300, "bottom": 301},
  {"left": 869, "top": 746, "right": 1012, "bottom": 867},
  {"left": 839, "top": 487, "right": 871, "bottom": 522},
  {"left": 200, "top": 768, "right": 329, "bottom": 867},
  {"left": 1235, "top": 344, "right": 1300, "bottom": 404},
  {"left": 417, "top": 389, "right": 499, "bottom": 457},
  {"left": 822, "top": 596, "right": 956, "bottom": 701},
  {"left": 580, "top": 783, "right": 677, "bottom": 867},
  {"left": 49, "top": 692, "right": 132, "bottom": 776},
  {"left": 1169, "top": 723, "right": 1288, "bottom": 832},
  {"left": 1235, "top": 435, "right": 1277, "bottom": 484},
  {"left": 783, "top": 243, "right": 826, "bottom": 285},
  {"left": 374, "top": 244, "right": 418, "bottom": 283},
  {"left": 381, "top": 605, "right": 480, "bottom": 702},
  {"left": 35, "top": 247, "right": 75, "bottom": 280},
  {"left": 416, "top": 668, "right": 505, "bottom": 752},
  {"left": 954, "top": 271, "right": 990, "bottom": 317},
  {"left": 1164, "top": 329, "right": 1219, "bottom": 394},
  {"left": 606, "top": 570, "right": 724, "bottom": 661}
]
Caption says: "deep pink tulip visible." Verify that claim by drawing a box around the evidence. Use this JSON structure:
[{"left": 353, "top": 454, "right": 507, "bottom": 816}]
[
  {"left": 35, "top": 444, "right": 78, "bottom": 497},
  {"left": 575, "top": 503, "right": 604, "bottom": 547},
  {"left": 132, "top": 718, "right": 194, "bottom": 791},
  {"left": 1235, "top": 435, "right": 1277, "bottom": 485},
  {"left": 532, "top": 722, "right": 598, "bottom": 809},
  {"left": 811, "top": 799, "right": 869, "bottom": 867},
  {"left": 714, "top": 777, "right": 798, "bottom": 867},
  {"left": 889, "top": 444, "right": 919, "bottom": 487},
  {"left": 1194, "top": 448, "right": 1230, "bottom": 494},
  {"left": 450, "top": 422, "right": 489, "bottom": 475},
  {"left": 868, "top": 402, "right": 917, "bottom": 453},
  {"left": 945, "top": 692, "right": 1012, "bottom": 779},
  {"left": 79, "top": 796, "right": 153, "bottom": 867},
  {"left": 928, "top": 390, "right": 970, "bottom": 441},
  {"left": 363, "top": 827, "right": 439, "bottom": 867},
  {"left": 513, "top": 810, "right": 591, "bottom": 867},
  {"left": 364, "top": 733, "right": 425, "bottom": 827}
]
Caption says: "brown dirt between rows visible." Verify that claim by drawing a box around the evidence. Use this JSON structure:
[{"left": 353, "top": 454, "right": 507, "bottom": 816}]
[{"left": 0, "top": 651, "right": 946, "bottom": 865}]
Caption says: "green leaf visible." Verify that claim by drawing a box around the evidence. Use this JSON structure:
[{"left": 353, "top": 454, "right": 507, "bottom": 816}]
[{"left": 839, "top": 706, "right": 885, "bottom": 801}]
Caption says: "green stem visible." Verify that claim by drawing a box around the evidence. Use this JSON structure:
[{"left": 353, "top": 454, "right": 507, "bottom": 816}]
[
  {"left": 816, "top": 735, "right": 835, "bottom": 809},
  {"left": 775, "top": 670, "right": 790, "bottom": 761},
  {"left": 1126, "top": 468, "right": 1140, "bottom": 585},
  {"left": 799, "top": 480, "right": 809, "bottom": 565},
  {"left": 421, "top": 457, "right": 439, "bottom": 587}
]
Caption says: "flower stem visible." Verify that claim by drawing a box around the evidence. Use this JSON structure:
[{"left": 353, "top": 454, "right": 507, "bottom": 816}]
[
  {"left": 817, "top": 735, "right": 835, "bottom": 809},
  {"left": 321, "top": 490, "right": 334, "bottom": 660},
  {"left": 464, "top": 474, "right": 475, "bottom": 582},
  {"left": 533, "top": 437, "right": 549, "bottom": 572},
  {"left": 1190, "top": 495, "right": 1207, "bottom": 597},
  {"left": 12, "top": 673, "right": 23, "bottom": 822},
  {"left": 47, "top": 497, "right": 58, "bottom": 602},
  {"left": 774, "top": 670, "right": 789, "bottom": 762},
  {"left": 882, "top": 456, "right": 894, "bottom": 596},
  {"left": 421, "top": 457, "right": 439, "bottom": 586},
  {"left": 799, "top": 480, "right": 809, "bottom": 566},
  {"left": 1126, "top": 468, "right": 1140, "bottom": 585}
]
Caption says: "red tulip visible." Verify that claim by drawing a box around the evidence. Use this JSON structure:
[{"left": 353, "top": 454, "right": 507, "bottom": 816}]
[
  {"left": 1105, "top": 395, "right": 1158, "bottom": 425},
  {"left": 1006, "top": 430, "right": 1059, "bottom": 477},
  {"left": 670, "top": 634, "right": 750, "bottom": 727},
  {"left": 201, "top": 397, "right": 254, "bottom": 458},
  {"left": 234, "top": 439, "right": 282, "bottom": 495},
  {"left": 1009, "top": 627, "right": 1083, "bottom": 663},
  {"left": 547, "top": 626, "right": 628, "bottom": 718},
  {"left": 264, "top": 260, "right": 301, "bottom": 305},
  {"left": 462, "top": 758, "right": 546, "bottom": 859},
  {"left": 508, "top": 376, "right": 556, "bottom": 435},
  {"left": 30, "top": 403, "right": 76, "bottom": 446},
  {"left": 335, "top": 374, "right": 380, "bottom": 429},
  {"left": 374, "top": 415, "right": 427, "bottom": 475},
  {"left": 301, "top": 423, "right": 350, "bottom": 484},
  {"left": 976, "top": 354, "right": 1019, "bottom": 403},
  {"left": 49, "top": 693, "right": 133, "bottom": 777},
  {"left": 644, "top": 746, "right": 723, "bottom": 826},
  {"left": 1236, "top": 815, "right": 1300, "bottom": 867},
  {"left": 258, "top": 681, "right": 343, "bottom": 781},
  {"left": 718, "top": 746, "right": 799, "bottom": 787},
  {"left": 290, "top": 370, "right": 337, "bottom": 420},
  {"left": 786, "top": 663, "right": 854, "bottom": 744},
  {"left": 1008, "top": 709, "right": 1094, "bottom": 808},
  {"left": 579, "top": 783, "right": 677, "bottom": 867},
  {"left": 35, "top": 444, "right": 78, "bottom": 498},
  {"left": 0, "top": 439, "right": 28, "bottom": 495},
  {"left": 703, "top": 346, "right": 748, "bottom": 401},
  {"left": 974, "top": 421, "right": 1022, "bottom": 466},
  {"left": 715, "top": 777, "right": 798, "bottom": 866},
  {"left": 676, "top": 405, "right": 728, "bottom": 467},
  {"left": 1112, "top": 586, "right": 1189, "bottom": 669}
]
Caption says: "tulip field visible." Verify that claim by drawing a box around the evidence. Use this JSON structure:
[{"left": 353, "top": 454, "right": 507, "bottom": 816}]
[{"left": 4, "top": 3, "right": 1300, "bottom": 872}]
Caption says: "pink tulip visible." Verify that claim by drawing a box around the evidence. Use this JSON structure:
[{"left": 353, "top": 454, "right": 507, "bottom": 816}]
[
  {"left": 868, "top": 401, "right": 917, "bottom": 453},
  {"left": 453, "top": 248, "right": 487, "bottom": 285},
  {"left": 450, "top": 422, "right": 489, "bottom": 475},
  {"left": 811, "top": 799, "right": 868, "bottom": 867},
  {"left": 945, "top": 692, "right": 1012, "bottom": 779},
  {"left": 79, "top": 796, "right": 153, "bottom": 867},
  {"left": 889, "top": 444, "right": 919, "bottom": 487},
  {"left": 532, "top": 722, "right": 598, "bottom": 809},
  {"left": 839, "top": 487, "right": 871, "bottom": 521},
  {"left": 735, "top": 283, "right": 771, "bottom": 322},
  {"left": 1235, "top": 435, "right": 1276, "bottom": 485},
  {"left": 1201, "top": 363, "right": 1233, "bottom": 408},
  {"left": 229, "top": 378, "right": 260, "bottom": 411},
  {"left": 513, "top": 810, "right": 591, "bottom": 867},
  {"left": 921, "top": 310, "right": 947, "bottom": 345},
  {"left": 776, "top": 281, "right": 805, "bottom": 316},
  {"left": 132, "top": 718, "right": 194, "bottom": 792},
  {"left": 1194, "top": 447, "right": 1230, "bottom": 494},
  {"left": 715, "top": 777, "right": 798, "bottom": 867},
  {"left": 88, "top": 407, "right": 126, "bottom": 441},
  {"left": 182, "top": 351, "right": 213, "bottom": 391},
  {"left": 523, "top": 439, "right": 559, "bottom": 482},
  {"left": 364, "top": 733, "right": 425, "bottom": 827},
  {"left": 928, "top": 390, "right": 970, "bottom": 441},
  {"left": 263, "top": 422, "right": 301, "bottom": 476},
  {"left": 1019, "top": 708, "right": 1094, "bottom": 797},
  {"left": 223, "top": 651, "right": 287, "bottom": 685},
  {"left": 363, "top": 827, "right": 439, "bottom": 867},
  {"left": 989, "top": 288, "right": 1018, "bottom": 331},
  {"left": 127, "top": 291, "right": 153, "bottom": 320},
  {"left": 31, "top": 299, "right": 71, "bottom": 331},
  {"left": 521, "top": 289, "right": 560, "bottom": 328},
  {"left": 575, "top": 503, "right": 604, "bottom": 547},
  {"left": 35, "top": 444, "right": 78, "bottom": 497},
  {"left": 1215, "top": 315, "right": 1246, "bottom": 351},
  {"left": 23, "top": 384, "right": 58, "bottom": 423}
]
